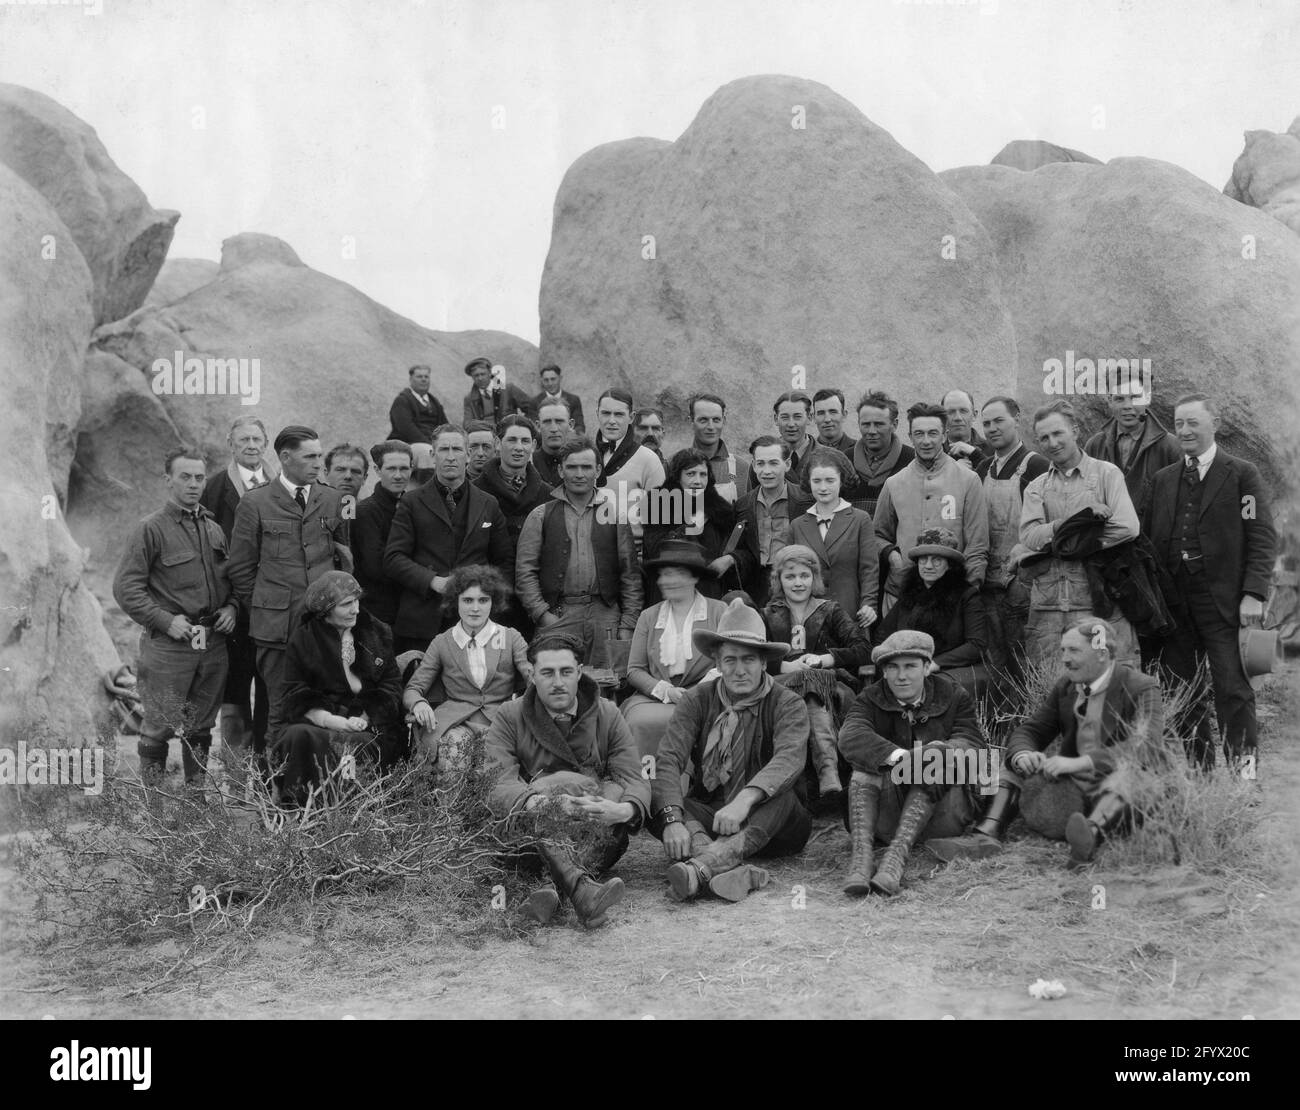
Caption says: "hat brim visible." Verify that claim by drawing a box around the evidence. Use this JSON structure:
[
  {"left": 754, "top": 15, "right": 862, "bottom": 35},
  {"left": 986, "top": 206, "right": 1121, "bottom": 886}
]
[
  {"left": 1239, "top": 627, "right": 1279, "bottom": 687},
  {"left": 871, "top": 648, "right": 934, "bottom": 667},
  {"left": 642, "top": 556, "right": 717, "bottom": 578},
  {"left": 693, "top": 629, "right": 789, "bottom": 660},
  {"left": 906, "top": 544, "right": 966, "bottom": 566}
]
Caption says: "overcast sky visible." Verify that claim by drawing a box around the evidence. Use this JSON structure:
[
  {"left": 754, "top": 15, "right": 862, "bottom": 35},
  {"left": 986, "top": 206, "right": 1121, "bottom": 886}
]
[{"left": 2, "top": 0, "right": 1294, "bottom": 344}]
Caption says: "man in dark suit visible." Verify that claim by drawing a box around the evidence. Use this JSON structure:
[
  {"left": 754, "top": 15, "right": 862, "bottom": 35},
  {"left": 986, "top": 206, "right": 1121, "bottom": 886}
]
[
  {"left": 228, "top": 425, "right": 352, "bottom": 753},
  {"left": 1084, "top": 387, "right": 1181, "bottom": 518},
  {"left": 1143, "top": 393, "right": 1276, "bottom": 774},
  {"left": 531, "top": 363, "right": 585, "bottom": 434},
  {"left": 461, "top": 356, "right": 535, "bottom": 427},
  {"left": 533, "top": 398, "right": 575, "bottom": 488},
  {"left": 200, "top": 415, "right": 279, "bottom": 762},
  {"left": 351, "top": 440, "right": 412, "bottom": 628},
  {"left": 388, "top": 364, "right": 448, "bottom": 469},
  {"left": 383, "top": 423, "right": 513, "bottom": 654}
]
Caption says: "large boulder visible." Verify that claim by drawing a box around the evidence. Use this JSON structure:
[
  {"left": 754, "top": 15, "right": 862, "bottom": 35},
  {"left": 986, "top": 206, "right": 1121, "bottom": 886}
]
[
  {"left": 1223, "top": 118, "right": 1300, "bottom": 236},
  {"left": 0, "top": 164, "right": 120, "bottom": 744},
  {"left": 941, "top": 157, "right": 1300, "bottom": 496},
  {"left": 76, "top": 233, "right": 538, "bottom": 579},
  {"left": 143, "top": 257, "right": 219, "bottom": 308},
  {"left": 0, "top": 83, "right": 179, "bottom": 327},
  {"left": 991, "top": 140, "right": 1101, "bottom": 171},
  {"left": 539, "top": 75, "right": 1017, "bottom": 441}
]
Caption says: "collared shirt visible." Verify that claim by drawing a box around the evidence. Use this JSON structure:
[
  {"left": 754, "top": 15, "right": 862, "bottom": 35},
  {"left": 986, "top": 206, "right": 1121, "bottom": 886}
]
[
  {"left": 452, "top": 620, "right": 500, "bottom": 688},
  {"left": 559, "top": 491, "right": 602, "bottom": 597},
  {"left": 279, "top": 473, "right": 310, "bottom": 504},
  {"left": 807, "top": 498, "right": 853, "bottom": 540},
  {"left": 112, "top": 501, "right": 232, "bottom": 634},
  {"left": 1074, "top": 663, "right": 1114, "bottom": 764},
  {"left": 1116, "top": 424, "right": 1142, "bottom": 467},
  {"left": 409, "top": 386, "right": 431, "bottom": 408},
  {"left": 1185, "top": 442, "right": 1217, "bottom": 482},
  {"left": 754, "top": 483, "right": 793, "bottom": 564},
  {"left": 237, "top": 464, "right": 267, "bottom": 488}
]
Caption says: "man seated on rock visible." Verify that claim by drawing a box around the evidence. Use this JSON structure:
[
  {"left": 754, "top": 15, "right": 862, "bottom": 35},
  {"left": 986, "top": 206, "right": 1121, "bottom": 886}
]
[
  {"left": 650, "top": 598, "right": 812, "bottom": 903},
  {"left": 927, "top": 617, "right": 1164, "bottom": 868},
  {"left": 837, "top": 630, "right": 986, "bottom": 897},
  {"left": 484, "top": 634, "right": 650, "bottom": 929},
  {"left": 388, "top": 363, "right": 448, "bottom": 471}
]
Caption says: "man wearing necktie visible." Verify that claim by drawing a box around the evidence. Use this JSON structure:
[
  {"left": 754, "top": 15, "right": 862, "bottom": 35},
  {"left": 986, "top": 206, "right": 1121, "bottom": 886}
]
[
  {"left": 200, "top": 416, "right": 280, "bottom": 768},
  {"left": 229, "top": 425, "right": 353, "bottom": 762},
  {"left": 931, "top": 618, "right": 1164, "bottom": 867},
  {"left": 531, "top": 363, "right": 586, "bottom": 434},
  {"left": 1142, "top": 393, "right": 1276, "bottom": 775},
  {"left": 114, "top": 448, "right": 238, "bottom": 802}
]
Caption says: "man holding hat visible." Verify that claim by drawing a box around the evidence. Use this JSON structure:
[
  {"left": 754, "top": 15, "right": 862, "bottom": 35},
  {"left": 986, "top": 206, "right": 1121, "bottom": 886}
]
[
  {"left": 837, "top": 630, "right": 985, "bottom": 896},
  {"left": 1142, "top": 393, "right": 1277, "bottom": 774},
  {"left": 650, "top": 598, "right": 812, "bottom": 903},
  {"left": 229, "top": 425, "right": 353, "bottom": 757},
  {"left": 929, "top": 617, "right": 1164, "bottom": 867}
]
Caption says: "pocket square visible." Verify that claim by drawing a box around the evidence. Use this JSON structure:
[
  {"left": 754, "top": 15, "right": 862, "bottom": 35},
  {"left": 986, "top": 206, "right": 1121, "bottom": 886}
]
[{"left": 481, "top": 521, "right": 492, "bottom": 528}]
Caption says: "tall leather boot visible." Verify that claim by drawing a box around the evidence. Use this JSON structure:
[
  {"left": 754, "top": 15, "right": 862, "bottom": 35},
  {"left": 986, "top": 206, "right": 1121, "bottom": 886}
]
[
  {"left": 842, "top": 772, "right": 881, "bottom": 896},
  {"left": 537, "top": 842, "right": 625, "bottom": 929},
  {"left": 181, "top": 734, "right": 211, "bottom": 806},
  {"left": 869, "top": 787, "right": 936, "bottom": 896},
  {"left": 926, "top": 783, "right": 1020, "bottom": 862},
  {"left": 1065, "top": 792, "right": 1129, "bottom": 867},
  {"left": 807, "top": 700, "right": 844, "bottom": 803}
]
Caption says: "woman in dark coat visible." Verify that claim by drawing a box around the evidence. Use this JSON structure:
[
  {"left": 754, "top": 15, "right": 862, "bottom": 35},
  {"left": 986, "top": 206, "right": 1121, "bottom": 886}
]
[
  {"left": 641, "top": 448, "right": 739, "bottom": 603},
  {"left": 874, "top": 528, "right": 988, "bottom": 696},
  {"left": 276, "top": 571, "right": 407, "bottom": 806},
  {"left": 761, "top": 544, "right": 872, "bottom": 806}
]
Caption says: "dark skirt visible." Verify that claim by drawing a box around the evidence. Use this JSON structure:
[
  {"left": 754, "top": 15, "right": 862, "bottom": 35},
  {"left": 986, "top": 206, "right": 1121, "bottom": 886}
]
[{"left": 274, "top": 720, "right": 409, "bottom": 806}]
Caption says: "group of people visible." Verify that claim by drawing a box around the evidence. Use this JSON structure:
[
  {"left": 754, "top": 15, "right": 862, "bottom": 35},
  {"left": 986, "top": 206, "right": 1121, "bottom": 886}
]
[{"left": 110, "top": 358, "right": 1278, "bottom": 928}]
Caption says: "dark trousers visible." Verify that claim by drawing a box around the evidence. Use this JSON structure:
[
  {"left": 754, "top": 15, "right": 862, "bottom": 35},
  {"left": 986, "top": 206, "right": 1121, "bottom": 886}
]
[
  {"left": 136, "top": 631, "right": 228, "bottom": 778},
  {"left": 1161, "top": 566, "right": 1256, "bottom": 769},
  {"left": 670, "top": 789, "right": 811, "bottom": 859},
  {"left": 223, "top": 626, "right": 269, "bottom": 753},
  {"left": 254, "top": 642, "right": 289, "bottom": 749}
]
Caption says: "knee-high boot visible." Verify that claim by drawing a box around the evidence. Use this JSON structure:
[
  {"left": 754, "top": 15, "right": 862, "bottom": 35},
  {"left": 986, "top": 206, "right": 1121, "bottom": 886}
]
[
  {"left": 842, "top": 772, "right": 880, "bottom": 896},
  {"left": 537, "top": 842, "right": 625, "bottom": 928},
  {"left": 1065, "top": 791, "right": 1129, "bottom": 867},
  {"left": 806, "top": 700, "right": 844, "bottom": 801},
  {"left": 869, "top": 787, "right": 936, "bottom": 896},
  {"left": 926, "top": 782, "right": 1020, "bottom": 862}
]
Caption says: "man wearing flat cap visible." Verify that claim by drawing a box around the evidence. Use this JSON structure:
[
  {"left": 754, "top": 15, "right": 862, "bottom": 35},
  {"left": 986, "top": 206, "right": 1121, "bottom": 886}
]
[
  {"left": 229, "top": 425, "right": 353, "bottom": 757},
  {"left": 461, "top": 356, "right": 536, "bottom": 427},
  {"left": 836, "top": 629, "right": 986, "bottom": 896},
  {"left": 649, "top": 598, "right": 812, "bottom": 903}
]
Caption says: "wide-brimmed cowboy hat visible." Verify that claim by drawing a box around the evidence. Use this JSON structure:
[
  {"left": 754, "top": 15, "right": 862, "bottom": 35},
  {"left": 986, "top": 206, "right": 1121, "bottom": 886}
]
[
  {"left": 693, "top": 597, "right": 789, "bottom": 660},
  {"left": 1239, "top": 627, "right": 1280, "bottom": 690},
  {"left": 871, "top": 629, "right": 936, "bottom": 667},
  {"left": 641, "top": 538, "right": 717, "bottom": 578},
  {"left": 907, "top": 527, "right": 965, "bottom": 567}
]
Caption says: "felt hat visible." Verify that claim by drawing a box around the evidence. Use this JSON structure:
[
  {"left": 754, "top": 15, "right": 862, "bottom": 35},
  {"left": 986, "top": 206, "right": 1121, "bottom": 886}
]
[
  {"left": 871, "top": 629, "right": 936, "bottom": 667},
  {"left": 1239, "top": 627, "right": 1280, "bottom": 690},
  {"left": 907, "top": 527, "right": 965, "bottom": 566},
  {"left": 693, "top": 597, "right": 789, "bottom": 661},
  {"left": 642, "top": 539, "right": 717, "bottom": 578}
]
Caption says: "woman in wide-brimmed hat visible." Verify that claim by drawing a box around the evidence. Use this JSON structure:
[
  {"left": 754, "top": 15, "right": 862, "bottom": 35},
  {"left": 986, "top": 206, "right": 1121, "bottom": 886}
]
[
  {"left": 641, "top": 448, "right": 739, "bottom": 604},
  {"left": 761, "top": 544, "right": 872, "bottom": 807},
  {"left": 874, "top": 527, "right": 989, "bottom": 696},
  {"left": 622, "top": 539, "right": 729, "bottom": 758},
  {"left": 276, "top": 571, "right": 407, "bottom": 805}
]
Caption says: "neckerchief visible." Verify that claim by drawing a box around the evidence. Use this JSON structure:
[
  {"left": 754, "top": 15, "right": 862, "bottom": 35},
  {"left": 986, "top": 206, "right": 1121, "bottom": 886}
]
[{"left": 701, "top": 672, "right": 773, "bottom": 792}]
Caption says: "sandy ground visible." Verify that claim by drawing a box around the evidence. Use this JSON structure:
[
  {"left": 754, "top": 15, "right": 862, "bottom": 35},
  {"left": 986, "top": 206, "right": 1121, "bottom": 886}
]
[{"left": 2, "top": 668, "right": 1297, "bottom": 1020}]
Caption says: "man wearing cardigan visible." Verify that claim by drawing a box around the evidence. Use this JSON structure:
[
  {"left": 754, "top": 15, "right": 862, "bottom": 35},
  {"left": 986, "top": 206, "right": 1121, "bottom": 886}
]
[
  {"left": 928, "top": 617, "right": 1164, "bottom": 867},
  {"left": 387, "top": 364, "right": 448, "bottom": 468},
  {"left": 650, "top": 599, "right": 811, "bottom": 903},
  {"left": 484, "top": 635, "right": 650, "bottom": 929}
]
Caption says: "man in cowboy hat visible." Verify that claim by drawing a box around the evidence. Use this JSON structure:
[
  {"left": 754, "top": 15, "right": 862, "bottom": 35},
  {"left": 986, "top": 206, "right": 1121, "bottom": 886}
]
[
  {"left": 836, "top": 630, "right": 986, "bottom": 896},
  {"left": 928, "top": 617, "right": 1164, "bottom": 866},
  {"left": 649, "top": 598, "right": 812, "bottom": 902},
  {"left": 484, "top": 633, "right": 650, "bottom": 929}
]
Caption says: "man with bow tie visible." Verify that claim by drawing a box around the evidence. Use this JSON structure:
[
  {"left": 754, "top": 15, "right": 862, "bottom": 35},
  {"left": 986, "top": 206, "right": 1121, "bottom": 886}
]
[
  {"left": 383, "top": 424, "right": 512, "bottom": 655},
  {"left": 229, "top": 425, "right": 353, "bottom": 755},
  {"left": 1143, "top": 393, "right": 1276, "bottom": 774},
  {"left": 200, "top": 415, "right": 279, "bottom": 768}
]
